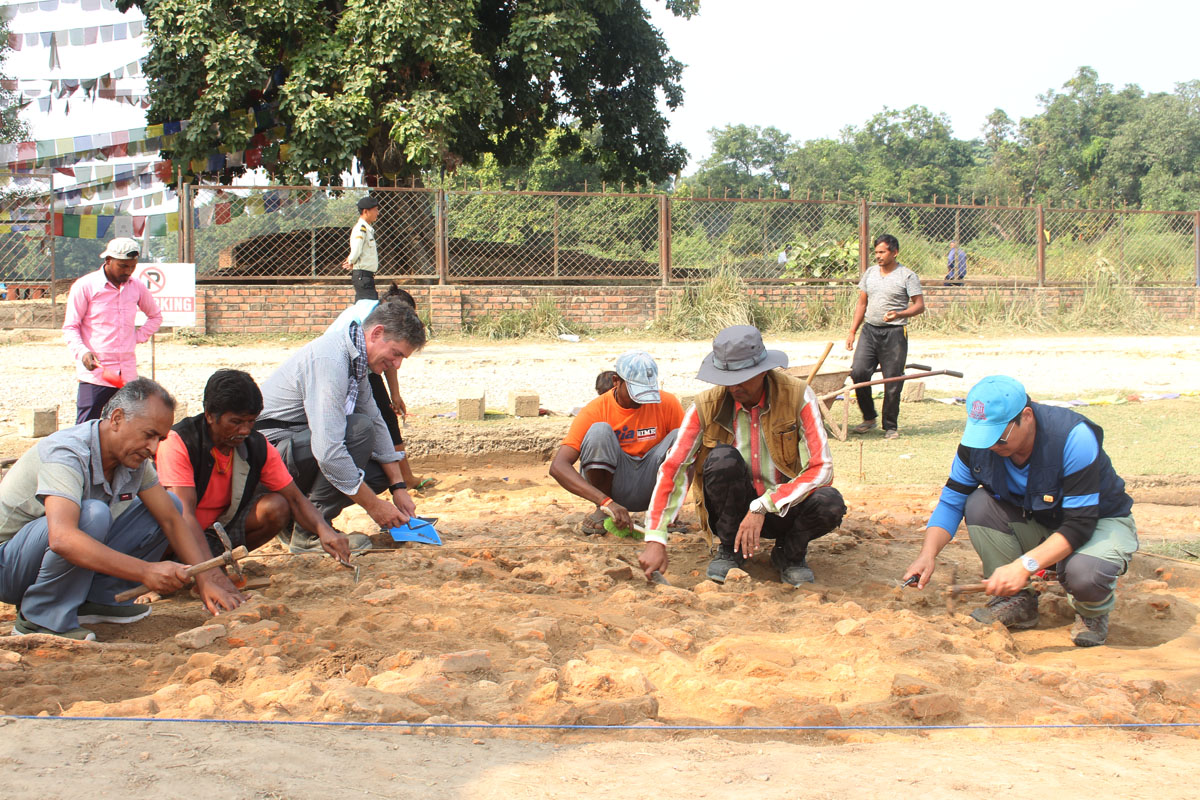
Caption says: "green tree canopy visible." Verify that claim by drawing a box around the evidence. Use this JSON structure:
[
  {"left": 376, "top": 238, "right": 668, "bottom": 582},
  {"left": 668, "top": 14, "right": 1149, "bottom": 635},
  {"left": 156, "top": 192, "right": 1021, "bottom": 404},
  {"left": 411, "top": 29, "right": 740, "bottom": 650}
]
[
  {"left": 122, "top": 0, "right": 697, "bottom": 185},
  {"left": 1, "top": 15, "right": 29, "bottom": 145}
]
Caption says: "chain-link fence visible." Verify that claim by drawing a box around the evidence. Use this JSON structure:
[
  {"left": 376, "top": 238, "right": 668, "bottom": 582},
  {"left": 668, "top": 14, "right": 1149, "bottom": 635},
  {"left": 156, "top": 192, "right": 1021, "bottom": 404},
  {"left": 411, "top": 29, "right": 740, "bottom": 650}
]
[
  {"left": 1, "top": 185, "right": 1198, "bottom": 307},
  {"left": 0, "top": 171, "right": 56, "bottom": 327},
  {"left": 444, "top": 190, "right": 662, "bottom": 280},
  {"left": 867, "top": 202, "right": 1040, "bottom": 283},
  {"left": 1043, "top": 208, "right": 1197, "bottom": 284},
  {"left": 190, "top": 186, "right": 440, "bottom": 281},
  {"left": 672, "top": 197, "right": 860, "bottom": 281}
]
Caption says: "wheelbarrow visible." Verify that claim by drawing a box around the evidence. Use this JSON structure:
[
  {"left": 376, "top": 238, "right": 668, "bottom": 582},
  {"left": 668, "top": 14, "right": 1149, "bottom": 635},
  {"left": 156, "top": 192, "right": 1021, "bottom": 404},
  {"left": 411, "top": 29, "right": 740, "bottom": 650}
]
[{"left": 788, "top": 347, "right": 962, "bottom": 441}]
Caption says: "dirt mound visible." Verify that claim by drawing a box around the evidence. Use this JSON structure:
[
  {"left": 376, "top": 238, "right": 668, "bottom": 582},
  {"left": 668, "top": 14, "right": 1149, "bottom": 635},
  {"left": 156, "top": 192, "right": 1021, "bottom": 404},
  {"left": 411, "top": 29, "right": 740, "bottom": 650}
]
[{"left": 3, "top": 465, "right": 1198, "bottom": 739}]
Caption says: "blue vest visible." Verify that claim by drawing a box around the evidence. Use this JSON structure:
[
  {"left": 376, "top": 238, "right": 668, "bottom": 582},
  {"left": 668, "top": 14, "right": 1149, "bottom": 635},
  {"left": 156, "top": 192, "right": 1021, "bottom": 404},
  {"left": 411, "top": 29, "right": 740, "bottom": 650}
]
[{"left": 963, "top": 403, "right": 1131, "bottom": 530}]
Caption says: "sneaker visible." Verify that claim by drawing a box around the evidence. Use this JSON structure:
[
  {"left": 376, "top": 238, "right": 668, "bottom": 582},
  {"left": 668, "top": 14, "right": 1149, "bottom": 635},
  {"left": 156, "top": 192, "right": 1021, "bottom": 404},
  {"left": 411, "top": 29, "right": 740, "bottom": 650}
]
[
  {"left": 969, "top": 592, "right": 1039, "bottom": 629},
  {"left": 77, "top": 601, "right": 151, "bottom": 625},
  {"left": 705, "top": 546, "right": 745, "bottom": 583},
  {"left": 291, "top": 530, "right": 374, "bottom": 554},
  {"left": 883, "top": 429, "right": 900, "bottom": 440},
  {"left": 1071, "top": 612, "right": 1109, "bottom": 647},
  {"left": 12, "top": 611, "right": 96, "bottom": 641},
  {"left": 851, "top": 419, "right": 877, "bottom": 435},
  {"left": 770, "top": 546, "right": 815, "bottom": 585}
]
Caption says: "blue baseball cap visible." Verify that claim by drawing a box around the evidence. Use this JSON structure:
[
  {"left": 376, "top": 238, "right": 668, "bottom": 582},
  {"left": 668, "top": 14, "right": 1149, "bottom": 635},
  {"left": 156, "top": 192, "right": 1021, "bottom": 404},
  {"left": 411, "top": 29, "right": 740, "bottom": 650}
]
[
  {"left": 614, "top": 350, "right": 661, "bottom": 404},
  {"left": 961, "top": 375, "right": 1028, "bottom": 448}
]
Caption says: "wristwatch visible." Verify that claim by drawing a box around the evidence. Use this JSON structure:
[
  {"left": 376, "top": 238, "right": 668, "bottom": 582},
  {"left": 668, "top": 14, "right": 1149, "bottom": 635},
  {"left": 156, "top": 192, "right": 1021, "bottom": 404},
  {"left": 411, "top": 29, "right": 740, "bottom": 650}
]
[
  {"left": 1019, "top": 554, "right": 1040, "bottom": 573},
  {"left": 389, "top": 481, "right": 407, "bottom": 493}
]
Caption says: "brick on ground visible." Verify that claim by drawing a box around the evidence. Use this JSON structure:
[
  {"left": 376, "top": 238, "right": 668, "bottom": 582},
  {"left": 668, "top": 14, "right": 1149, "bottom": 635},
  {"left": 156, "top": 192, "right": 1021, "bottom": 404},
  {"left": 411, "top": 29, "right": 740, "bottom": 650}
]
[
  {"left": 457, "top": 388, "right": 486, "bottom": 421},
  {"left": 508, "top": 391, "right": 539, "bottom": 417},
  {"left": 19, "top": 406, "right": 57, "bottom": 438}
]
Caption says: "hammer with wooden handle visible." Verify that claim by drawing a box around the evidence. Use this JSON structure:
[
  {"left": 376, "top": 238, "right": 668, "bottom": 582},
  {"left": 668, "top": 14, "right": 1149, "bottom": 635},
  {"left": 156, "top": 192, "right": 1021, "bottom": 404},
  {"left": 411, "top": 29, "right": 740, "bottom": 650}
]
[{"left": 113, "top": 545, "right": 250, "bottom": 603}]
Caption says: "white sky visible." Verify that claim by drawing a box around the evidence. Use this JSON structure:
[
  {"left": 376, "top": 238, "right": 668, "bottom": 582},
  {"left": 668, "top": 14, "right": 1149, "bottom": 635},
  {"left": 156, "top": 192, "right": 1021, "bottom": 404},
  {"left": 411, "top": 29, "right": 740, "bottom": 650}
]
[
  {"left": 647, "top": 0, "right": 1200, "bottom": 168},
  {"left": 7, "top": 0, "right": 1200, "bottom": 178}
]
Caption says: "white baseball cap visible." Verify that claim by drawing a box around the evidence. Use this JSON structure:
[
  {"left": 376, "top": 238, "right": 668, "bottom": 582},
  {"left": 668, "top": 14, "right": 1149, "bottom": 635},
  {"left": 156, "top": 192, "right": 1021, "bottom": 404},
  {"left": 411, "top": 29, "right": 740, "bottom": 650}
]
[{"left": 100, "top": 237, "right": 140, "bottom": 260}]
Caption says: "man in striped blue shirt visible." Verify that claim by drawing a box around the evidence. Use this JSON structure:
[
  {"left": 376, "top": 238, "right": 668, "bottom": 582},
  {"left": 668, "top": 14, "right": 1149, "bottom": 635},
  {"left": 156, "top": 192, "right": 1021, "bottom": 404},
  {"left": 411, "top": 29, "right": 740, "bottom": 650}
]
[{"left": 904, "top": 375, "right": 1138, "bottom": 647}]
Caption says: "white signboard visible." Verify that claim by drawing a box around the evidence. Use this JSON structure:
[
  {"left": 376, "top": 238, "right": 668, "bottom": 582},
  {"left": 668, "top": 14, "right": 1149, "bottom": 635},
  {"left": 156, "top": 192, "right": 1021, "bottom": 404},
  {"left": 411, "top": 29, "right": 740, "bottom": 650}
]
[{"left": 133, "top": 262, "right": 196, "bottom": 328}]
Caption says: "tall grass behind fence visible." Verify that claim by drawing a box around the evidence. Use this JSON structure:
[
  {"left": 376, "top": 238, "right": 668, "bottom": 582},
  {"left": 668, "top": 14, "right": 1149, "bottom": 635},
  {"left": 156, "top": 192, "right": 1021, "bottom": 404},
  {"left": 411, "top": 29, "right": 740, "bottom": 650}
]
[{"left": 445, "top": 190, "right": 660, "bottom": 280}]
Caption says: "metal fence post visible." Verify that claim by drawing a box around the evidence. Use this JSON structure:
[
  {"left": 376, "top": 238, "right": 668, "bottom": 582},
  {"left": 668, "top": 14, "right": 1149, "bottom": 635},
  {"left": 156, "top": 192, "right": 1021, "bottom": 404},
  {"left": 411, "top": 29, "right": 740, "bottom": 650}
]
[
  {"left": 1194, "top": 210, "right": 1199, "bottom": 288},
  {"left": 658, "top": 194, "right": 671, "bottom": 285},
  {"left": 1036, "top": 204, "right": 1046, "bottom": 287},
  {"left": 48, "top": 173, "right": 56, "bottom": 324},
  {"left": 436, "top": 189, "right": 449, "bottom": 285},
  {"left": 185, "top": 183, "right": 195, "bottom": 264},
  {"left": 552, "top": 197, "right": 560, "bottom": 278},
  {"left": 858, "top": 197, "right": 869, "bottom": 272}
]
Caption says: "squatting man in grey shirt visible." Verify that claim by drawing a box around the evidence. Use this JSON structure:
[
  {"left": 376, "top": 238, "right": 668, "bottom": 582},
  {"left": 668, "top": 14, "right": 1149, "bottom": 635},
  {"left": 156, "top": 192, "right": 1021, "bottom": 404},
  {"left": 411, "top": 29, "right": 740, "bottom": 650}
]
[
  {"left": 257, "top": 302, "right": 427, "bottom": 553},
  {"left": 0, "top": 378, "right": 245, "bottom": 641}
]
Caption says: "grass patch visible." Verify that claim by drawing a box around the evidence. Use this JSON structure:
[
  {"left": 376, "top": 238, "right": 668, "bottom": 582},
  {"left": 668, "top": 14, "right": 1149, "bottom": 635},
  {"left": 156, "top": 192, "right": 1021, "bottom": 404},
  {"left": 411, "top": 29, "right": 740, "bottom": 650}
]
[
  {"left": 169, "top": 329, "right": 316, "bottom": 347},
  {"left": 466, "top": 296, "right": 578, "bottom": 340},
  {"left": 832, "top": 396, "right": 1200, "bottom": 487},
  {"left": 653, "top": 267, "right": 759, "bottom": 338},
  {"left": 1140, "top": 538, "right": 1200, "bottom": 561}
]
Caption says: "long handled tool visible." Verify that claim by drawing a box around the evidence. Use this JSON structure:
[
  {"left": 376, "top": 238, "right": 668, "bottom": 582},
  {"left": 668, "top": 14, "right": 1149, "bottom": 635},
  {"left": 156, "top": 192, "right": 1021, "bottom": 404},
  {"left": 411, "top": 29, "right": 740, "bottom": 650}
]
[{"left": 114, "top": 545, "right": 250, "bottom": 602}]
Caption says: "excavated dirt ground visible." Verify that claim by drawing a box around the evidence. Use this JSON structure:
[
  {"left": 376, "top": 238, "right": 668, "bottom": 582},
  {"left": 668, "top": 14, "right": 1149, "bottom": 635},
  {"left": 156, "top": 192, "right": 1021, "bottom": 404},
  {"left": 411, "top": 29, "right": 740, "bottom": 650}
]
[{"left": 1, "top": 334, "right": 1199, "bottom": 796}]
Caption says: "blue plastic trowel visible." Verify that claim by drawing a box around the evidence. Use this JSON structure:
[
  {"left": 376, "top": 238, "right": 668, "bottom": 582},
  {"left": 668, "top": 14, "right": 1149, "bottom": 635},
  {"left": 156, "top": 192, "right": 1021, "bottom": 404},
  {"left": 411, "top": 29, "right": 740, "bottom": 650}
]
[{"left": 388, "top": 516, "right": 442, "bottom": 545}]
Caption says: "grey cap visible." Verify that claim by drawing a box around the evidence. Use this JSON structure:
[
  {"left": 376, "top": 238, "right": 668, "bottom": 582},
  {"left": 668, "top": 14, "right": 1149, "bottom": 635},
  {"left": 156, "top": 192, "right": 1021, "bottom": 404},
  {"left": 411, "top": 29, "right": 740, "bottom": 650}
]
[
  {"left": 696, "top": 325, "right": 788, "bottom": 386},
  {"left": 357, "top": 195, "right": 380, "bottom": 211}
]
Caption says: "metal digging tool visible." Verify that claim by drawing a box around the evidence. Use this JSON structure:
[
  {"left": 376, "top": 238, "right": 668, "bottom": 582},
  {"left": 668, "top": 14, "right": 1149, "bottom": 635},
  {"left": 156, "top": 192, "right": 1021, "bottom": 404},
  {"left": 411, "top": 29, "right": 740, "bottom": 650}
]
[
  {"left": 114, "top": 543, "right": 250, "bottom": 602},
  {"left": 211, "top": 521, "right": 246, "bottom": 587}
]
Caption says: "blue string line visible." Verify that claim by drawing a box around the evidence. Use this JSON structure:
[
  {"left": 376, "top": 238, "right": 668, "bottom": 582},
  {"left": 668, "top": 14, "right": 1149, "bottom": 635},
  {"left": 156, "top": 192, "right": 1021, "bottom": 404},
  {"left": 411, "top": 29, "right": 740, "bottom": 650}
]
[{"left": 3, "top": 715, "right": 1198, "bottom": 732}]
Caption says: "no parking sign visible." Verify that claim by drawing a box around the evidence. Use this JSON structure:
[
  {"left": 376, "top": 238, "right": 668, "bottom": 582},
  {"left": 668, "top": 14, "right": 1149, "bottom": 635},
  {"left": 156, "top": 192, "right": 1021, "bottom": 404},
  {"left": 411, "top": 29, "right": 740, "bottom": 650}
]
[{"left": 133, "top": 262, "right": 196, "bottom": 327}]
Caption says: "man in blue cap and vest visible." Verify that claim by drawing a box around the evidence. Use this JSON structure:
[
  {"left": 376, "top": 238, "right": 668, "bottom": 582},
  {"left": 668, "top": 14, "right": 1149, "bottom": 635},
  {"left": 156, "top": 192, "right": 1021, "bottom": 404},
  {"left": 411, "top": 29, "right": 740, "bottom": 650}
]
[{"left": 903, "top": 375, "right": 1139, "bottom": 647}]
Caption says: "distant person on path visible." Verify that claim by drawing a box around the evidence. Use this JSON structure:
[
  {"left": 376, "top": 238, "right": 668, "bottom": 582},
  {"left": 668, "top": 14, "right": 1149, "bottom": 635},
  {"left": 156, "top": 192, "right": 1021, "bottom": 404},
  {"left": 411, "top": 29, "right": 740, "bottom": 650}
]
[
  {"left": 638, "top": 326, "right": 846, "bottom": 586},
  {"left": 946, "top": 241, "right": 967, "bottom": 286},
  {"left": 327, "top": 284, "right": 434, "bottom": 491},
  {"left": 63, "top": 237, "right": 162, "bottom": 424},
  {"left": 551, "top": 351, "right": 684, "bottom": 536},
  {"left": 156, "top": 369, "right": 355, "bottom": 563},
  {"left": 0, "top": 282, "right": 7, "bottom": 300},
  {"left": 343, "top": 195, "right": 380, "bottom": 302},
  {"left": 256, "top": 302, "right": 426, "bottom": 554},
  {"left": 0, "top": 379, "right": 243, "bottom": 641},
  {"left": 845, "top": 234, "right": 924, "bottom": 440},
  {"left": 903, "top": 375, "right": 1138, "bottom": 647}
]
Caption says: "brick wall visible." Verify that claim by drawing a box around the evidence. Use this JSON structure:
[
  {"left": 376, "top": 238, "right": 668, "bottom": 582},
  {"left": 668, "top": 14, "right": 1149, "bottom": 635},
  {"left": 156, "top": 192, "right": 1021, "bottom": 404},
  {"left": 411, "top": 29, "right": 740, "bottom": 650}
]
[{"left": 194, "top": 283, "right": 1200, "bottom": 335}]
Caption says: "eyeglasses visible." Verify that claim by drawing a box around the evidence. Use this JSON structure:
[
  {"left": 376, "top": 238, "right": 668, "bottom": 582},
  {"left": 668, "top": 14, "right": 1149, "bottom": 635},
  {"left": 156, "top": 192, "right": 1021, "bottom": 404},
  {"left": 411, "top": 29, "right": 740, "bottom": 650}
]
[{"left": 996, "top": 418, "right": 1018, "bottom": 445}]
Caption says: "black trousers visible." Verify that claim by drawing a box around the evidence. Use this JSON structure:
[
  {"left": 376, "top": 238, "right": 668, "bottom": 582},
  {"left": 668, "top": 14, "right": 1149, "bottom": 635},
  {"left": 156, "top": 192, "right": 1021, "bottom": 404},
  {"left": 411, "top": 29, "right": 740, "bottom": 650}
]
[
  {"left": 368, "top": 372, "right": 403, "bottom": 446},
  {"left": 351, "top": 269, "right": 377, "bottom": 302},
  {"left": 702, "top": 445, "right": 846, "bottom": 563},
  {"left": 850, "top": 322, "right": 908, "bottom": 432},
  {"left": 76, "top": 382, "right": 119, "bottom": 424}
]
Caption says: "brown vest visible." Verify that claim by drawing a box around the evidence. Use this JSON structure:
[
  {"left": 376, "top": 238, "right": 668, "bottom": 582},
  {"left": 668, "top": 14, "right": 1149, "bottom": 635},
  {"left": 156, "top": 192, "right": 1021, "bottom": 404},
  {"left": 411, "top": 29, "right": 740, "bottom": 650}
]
[{"left": 690, "top": 369, "right": 810, "bottom": 546}]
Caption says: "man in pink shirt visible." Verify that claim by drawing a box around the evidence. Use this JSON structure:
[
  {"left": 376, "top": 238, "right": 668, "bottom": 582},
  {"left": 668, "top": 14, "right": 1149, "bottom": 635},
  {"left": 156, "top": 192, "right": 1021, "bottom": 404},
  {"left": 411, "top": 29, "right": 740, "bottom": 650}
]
[{"left": 63, "top": 238, "right": 162, "bottom": 423}]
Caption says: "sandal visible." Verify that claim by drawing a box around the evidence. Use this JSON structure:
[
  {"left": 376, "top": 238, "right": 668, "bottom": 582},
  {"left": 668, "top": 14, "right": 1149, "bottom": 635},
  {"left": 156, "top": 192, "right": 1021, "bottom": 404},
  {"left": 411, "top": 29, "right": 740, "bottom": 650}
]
[
  {"left": 851, "top": 419, "right": 877, "bottom": 435},
  {"left": 579, "top": 508, "right": 608, "bottom": 536}
]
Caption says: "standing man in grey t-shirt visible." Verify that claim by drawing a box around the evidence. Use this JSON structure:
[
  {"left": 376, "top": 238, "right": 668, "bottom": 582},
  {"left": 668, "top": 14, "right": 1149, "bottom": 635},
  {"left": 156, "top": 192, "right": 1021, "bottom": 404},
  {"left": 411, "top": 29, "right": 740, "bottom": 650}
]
[{"left": 844, "top": 234, "right": 925, "bottom": 439}]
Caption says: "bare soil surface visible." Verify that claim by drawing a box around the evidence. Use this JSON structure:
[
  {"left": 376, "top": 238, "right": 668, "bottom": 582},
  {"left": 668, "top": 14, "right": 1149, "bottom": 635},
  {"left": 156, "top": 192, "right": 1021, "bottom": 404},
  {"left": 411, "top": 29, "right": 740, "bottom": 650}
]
[{"left": 2, "top": 332, "right": 1199, "bottom": 795}]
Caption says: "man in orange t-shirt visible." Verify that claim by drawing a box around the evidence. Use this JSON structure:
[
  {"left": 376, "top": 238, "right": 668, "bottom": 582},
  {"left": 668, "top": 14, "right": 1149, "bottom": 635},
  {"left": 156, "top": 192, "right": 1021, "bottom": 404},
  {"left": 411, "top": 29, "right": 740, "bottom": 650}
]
[
  {"left": 550, "top": 351, "right": 684, "bottom": 535},
  {"left": 156, "top": 370, "right": 362, "bottom": 561}
]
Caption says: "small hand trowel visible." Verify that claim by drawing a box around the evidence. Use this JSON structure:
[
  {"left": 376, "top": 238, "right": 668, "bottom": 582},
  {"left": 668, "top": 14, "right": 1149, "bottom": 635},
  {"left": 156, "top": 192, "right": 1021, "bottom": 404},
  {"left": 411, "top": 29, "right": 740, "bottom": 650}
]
[{"left": 388, "top": 516, "right": 442, "bottom": 545}]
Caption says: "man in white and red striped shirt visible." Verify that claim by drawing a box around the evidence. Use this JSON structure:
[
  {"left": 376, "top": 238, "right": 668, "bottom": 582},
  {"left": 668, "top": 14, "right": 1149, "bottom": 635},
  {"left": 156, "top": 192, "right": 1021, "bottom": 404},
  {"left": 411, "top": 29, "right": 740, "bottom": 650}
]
[{"left": 640, "top": 326, "right": 846, "bottom": 585}]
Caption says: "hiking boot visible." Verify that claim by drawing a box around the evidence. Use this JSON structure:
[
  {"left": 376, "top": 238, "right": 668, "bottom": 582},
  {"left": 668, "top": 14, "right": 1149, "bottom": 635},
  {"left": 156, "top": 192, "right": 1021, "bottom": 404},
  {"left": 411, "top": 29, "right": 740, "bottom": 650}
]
[
  {"left": 851, "top": 419, "right": 877, "bottom": 435},
  {"left": 12, "top": 611, "right": 96, "bottom": 641},
  {"left": 706, "top": 546, "right": 745, "bottom": 583},
  {"left": 969, "top": 591, "right": 1039, "bottom": 630},
  {"left": 883, "top": 429, "right": 900, "bottom": 440},
  {"left": 770, "top": 546, "right": 815, "bottom": 585},
  {"left": 77, "top": 601, "right": 151, "bottom": 625},
  {"left": 1071, "top": 612, "right": 1109, "bottom": 647}
]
